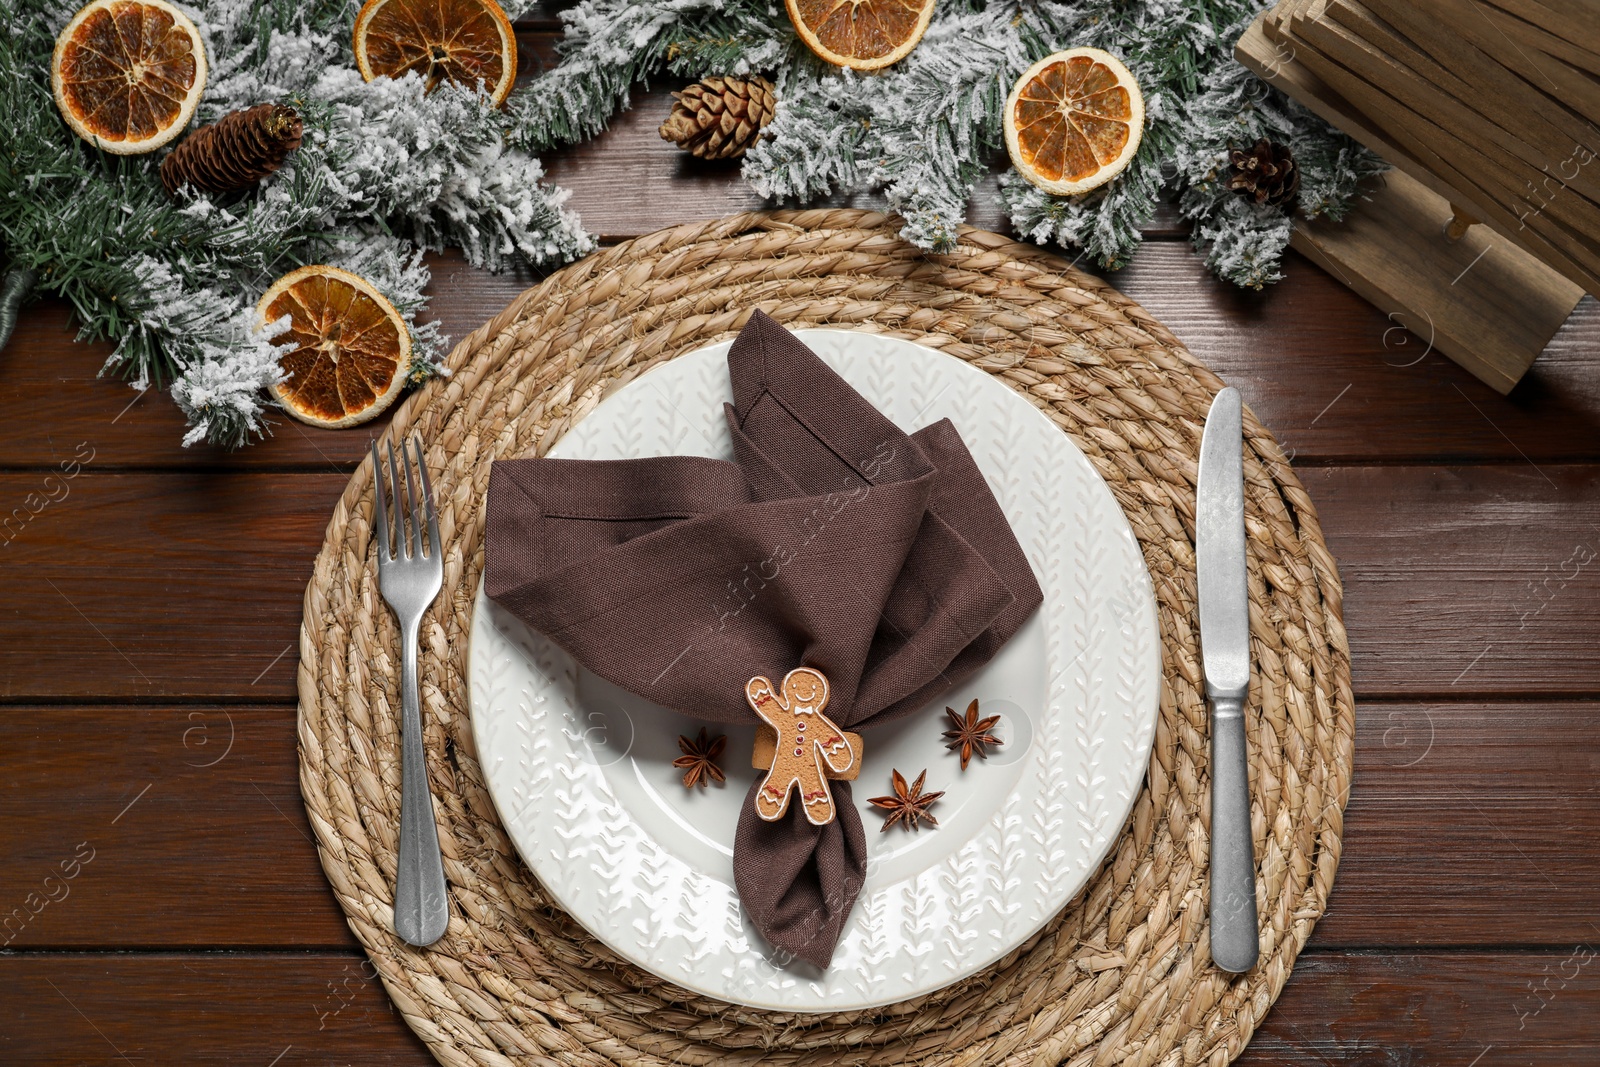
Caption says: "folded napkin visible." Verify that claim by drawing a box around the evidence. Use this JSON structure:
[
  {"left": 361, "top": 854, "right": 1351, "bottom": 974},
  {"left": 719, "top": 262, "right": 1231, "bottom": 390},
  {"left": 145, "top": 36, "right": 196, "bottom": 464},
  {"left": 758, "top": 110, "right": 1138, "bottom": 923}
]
[{"left": 484, "top": 312, "right": 1042, "bottom": 967}]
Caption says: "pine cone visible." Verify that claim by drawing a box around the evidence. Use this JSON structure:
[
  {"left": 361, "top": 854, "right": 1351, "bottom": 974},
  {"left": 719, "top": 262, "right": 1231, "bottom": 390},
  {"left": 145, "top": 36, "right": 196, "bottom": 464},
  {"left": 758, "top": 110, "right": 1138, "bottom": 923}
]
[
  {"left": 659, "top": 76, "right": 777, "bottom": 160},
  {"left": 160, "top": 104, "right": 304, "bottom": 197},
  {"left": 1227, "top": 138, "right": 1300, "bottom": 209}
]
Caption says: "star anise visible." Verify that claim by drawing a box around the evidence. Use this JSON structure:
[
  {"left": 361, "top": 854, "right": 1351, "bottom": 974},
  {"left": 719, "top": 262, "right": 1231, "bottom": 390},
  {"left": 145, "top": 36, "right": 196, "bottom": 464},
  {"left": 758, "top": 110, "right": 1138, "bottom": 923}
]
[
  {"left": 868, "top": 769, "right": 943, "bottom": 832},
  {"left": 943, "top": 699, "right": 1002, "bottom": 770},
  {"left": 673, "top": 727, "right": 727, "bottom": 789}
]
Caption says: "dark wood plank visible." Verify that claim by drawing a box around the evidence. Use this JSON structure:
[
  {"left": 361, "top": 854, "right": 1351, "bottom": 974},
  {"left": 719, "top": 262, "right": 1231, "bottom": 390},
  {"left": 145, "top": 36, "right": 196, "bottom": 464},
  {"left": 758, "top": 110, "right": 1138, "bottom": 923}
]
[
  {"left": 0, "top": 472, "right": 345, "bottom": 701},
  {"left": 0, "top": 706, "right": 350, "bottom": 949},
  {"left": 4, "top": 700, "right": 1593, "bottom": 950},
  {"left": 1308, "top": 463, "right": 1600, "bottom": 697},
  {"left": 0, "top": 13, "right": 1583, "bottom": 1056},
  {"left": 1318, "top": 701, "right": 1600, "bottom": 946},
  {"left": 6, "top": 250, "right": 1600, "bottom": 470},
  {"left": 1238, "top": 951, "right": 1600, "bottom": 1064},
  {"left": 1, "top": 950, "right": 1596, "bottom": 1064},
  {"left": 0, "top": 462, "right": 1596, "bottom": 700},
  {"left": 1094, "top": 248, "right": 1600, "bottom": 464},
  {"left": 0, "top": 954, "right": 424, "bottom": 1065}
]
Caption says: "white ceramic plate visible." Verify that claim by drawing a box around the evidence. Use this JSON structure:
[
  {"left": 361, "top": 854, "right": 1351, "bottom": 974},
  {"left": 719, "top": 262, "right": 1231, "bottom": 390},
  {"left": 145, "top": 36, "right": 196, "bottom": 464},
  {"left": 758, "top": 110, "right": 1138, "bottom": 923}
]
[{"left": 467, "top": 331, "right": 1160, "bottom": 1011}]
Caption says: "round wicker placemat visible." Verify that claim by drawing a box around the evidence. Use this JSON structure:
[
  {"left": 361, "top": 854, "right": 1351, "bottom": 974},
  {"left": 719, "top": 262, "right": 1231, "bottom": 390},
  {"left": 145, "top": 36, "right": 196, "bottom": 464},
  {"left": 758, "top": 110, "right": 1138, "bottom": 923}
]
[{"left": 297, "top": 209, "right": 1353, "bottom": 1067}]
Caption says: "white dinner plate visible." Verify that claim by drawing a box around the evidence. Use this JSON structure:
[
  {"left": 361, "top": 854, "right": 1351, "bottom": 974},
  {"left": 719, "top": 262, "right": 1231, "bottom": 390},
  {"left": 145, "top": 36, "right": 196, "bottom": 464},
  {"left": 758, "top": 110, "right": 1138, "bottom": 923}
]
[{"left": 467, "top": 330, "right": 1160, "bottom": 1011}]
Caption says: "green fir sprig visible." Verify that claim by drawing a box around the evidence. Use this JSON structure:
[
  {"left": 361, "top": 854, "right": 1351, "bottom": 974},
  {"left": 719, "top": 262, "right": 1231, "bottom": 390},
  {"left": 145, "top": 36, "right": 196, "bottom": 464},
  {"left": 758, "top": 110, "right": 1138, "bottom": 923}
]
[
  {"left": 511, "top": 0, "right": 1385, "bottom": 286},
  {"left": 0, "top": 0, "right": 592, "bottom": 449}
]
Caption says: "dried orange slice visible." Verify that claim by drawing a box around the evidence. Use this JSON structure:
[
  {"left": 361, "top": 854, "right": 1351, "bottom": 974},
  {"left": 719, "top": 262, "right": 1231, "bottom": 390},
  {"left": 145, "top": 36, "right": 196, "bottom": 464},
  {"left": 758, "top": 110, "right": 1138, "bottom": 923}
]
[
  {"left": 51, "top": 0, "right": 207, "bottom": 155},
  {"left": 1004, "top": 48, "right": 1145, "bottom": 196},
  {"left": 786, "top": 0, "right": 934, "bottom": 70},
  {"left": 352, "top": 0, "right": 517, "bottom": 106},
  {"left": 258, "top": 266, "right": 412, "bottom": 429}
]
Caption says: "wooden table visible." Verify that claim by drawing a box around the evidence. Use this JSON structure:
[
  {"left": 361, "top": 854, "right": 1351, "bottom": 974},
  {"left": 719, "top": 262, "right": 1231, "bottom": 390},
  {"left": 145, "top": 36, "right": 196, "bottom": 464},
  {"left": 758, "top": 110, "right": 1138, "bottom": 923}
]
[{"left": 5, "top": 19, "right": 1600, "bottom": 1065}]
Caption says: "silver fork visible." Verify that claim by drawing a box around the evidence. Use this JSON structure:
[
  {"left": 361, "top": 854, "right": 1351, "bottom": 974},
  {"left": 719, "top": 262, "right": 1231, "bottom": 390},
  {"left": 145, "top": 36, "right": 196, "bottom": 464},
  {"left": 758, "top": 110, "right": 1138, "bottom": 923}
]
[{"left": 371, "top": 434, "right": 449, "bottom": 947}]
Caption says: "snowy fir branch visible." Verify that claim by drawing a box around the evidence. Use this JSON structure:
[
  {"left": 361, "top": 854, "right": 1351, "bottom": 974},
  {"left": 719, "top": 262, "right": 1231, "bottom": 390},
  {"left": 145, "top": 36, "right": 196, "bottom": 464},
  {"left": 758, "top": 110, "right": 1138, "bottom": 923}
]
[
  {"left": 516, "top": 0, "right": 1385, "bottom": 285},
  {"left": 1, "top": 0, "right": 591, "bottom": 449},
  {"left": 504, "top": 0, "right": 787, "bottom": 153},
  {"left": 3, "top": 0, "right": 1385, "bottom": 449}
]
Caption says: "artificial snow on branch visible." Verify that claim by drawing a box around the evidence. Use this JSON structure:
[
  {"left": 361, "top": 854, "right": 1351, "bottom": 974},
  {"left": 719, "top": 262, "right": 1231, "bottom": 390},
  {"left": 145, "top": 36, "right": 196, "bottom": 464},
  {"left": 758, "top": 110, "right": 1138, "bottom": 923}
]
[
  {"left": 506, "top": 0, "right": 786, "bottom": 153},
  {"left": 0, "top": 0, "right": 592, "bottom": 449},
  {"left": 517, "top": 0, "right": 1385, "bottom": 288}
]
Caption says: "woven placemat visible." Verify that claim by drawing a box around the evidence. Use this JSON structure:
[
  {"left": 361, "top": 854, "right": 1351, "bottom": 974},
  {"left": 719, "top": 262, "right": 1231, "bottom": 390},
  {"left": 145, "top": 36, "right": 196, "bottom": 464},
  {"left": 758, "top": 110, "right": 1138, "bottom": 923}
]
[{"left": 297, "top": 209, "right": 1353, "bottom": 1067}]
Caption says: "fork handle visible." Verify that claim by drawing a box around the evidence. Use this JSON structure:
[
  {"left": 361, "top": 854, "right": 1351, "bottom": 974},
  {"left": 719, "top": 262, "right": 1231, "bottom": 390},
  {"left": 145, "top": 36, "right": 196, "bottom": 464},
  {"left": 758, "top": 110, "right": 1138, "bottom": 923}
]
[{"left": 395, "top": 619, "right": 448, "bottom": 947}]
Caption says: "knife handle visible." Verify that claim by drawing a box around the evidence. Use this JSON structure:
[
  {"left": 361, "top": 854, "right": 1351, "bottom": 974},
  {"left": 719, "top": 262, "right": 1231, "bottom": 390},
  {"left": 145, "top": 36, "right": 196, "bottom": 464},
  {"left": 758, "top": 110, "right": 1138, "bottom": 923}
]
[{"left": 1209, "top": 693, "right": 1259, "bottom": 973}]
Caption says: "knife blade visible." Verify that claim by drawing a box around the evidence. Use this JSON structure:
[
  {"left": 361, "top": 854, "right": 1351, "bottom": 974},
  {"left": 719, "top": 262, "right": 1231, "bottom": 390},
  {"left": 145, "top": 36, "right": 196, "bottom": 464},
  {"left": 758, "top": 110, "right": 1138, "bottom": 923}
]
[{"left": 1196, "top": 386, "right": 1259, "bottom": 973}]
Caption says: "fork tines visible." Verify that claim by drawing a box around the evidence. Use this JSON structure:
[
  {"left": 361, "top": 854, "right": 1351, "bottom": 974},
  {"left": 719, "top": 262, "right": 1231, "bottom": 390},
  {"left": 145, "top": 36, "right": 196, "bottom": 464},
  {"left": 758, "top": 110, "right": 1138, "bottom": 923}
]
[{"left": 370, "top": 434, "right": 440, "bottom": 565}]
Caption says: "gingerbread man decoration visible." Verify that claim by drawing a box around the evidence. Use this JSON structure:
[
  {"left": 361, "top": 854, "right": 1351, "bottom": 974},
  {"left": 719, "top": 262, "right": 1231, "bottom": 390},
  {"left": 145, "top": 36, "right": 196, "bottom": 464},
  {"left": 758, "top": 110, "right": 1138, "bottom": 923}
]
[{"left": 746, "top": 667, "right": 857, "bottom": 826}]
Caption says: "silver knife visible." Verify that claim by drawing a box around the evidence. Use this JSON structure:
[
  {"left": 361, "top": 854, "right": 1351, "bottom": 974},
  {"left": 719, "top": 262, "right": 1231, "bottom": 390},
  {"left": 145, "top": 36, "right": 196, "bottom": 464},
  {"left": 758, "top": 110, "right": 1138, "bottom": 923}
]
[{"left": 1197, "top": 387, "right": 1259, "bottom": 973}]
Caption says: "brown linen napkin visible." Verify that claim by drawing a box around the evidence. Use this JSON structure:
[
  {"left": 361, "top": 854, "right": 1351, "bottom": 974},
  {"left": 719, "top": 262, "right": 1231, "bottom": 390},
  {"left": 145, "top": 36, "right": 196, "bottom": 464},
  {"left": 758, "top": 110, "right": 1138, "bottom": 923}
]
[{"left": 484, "top": 311, "right": 1042, "bottom": 967}]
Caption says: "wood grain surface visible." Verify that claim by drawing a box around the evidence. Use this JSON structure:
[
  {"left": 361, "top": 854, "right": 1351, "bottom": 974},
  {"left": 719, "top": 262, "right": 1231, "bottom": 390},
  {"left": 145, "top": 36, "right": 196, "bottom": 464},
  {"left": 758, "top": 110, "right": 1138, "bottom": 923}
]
[
  {"left": 3, "top": 19, "right": 1598, "bottom": 1066},
  {"left": 0, "top": 465, "right": 1592, "bottom": 701},
  {"left": 4, "top": 702, "right": 1596, "bottom": 952},
  {"left": 2, "top": 951, "right": 1598, "bottom": 1064}
]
